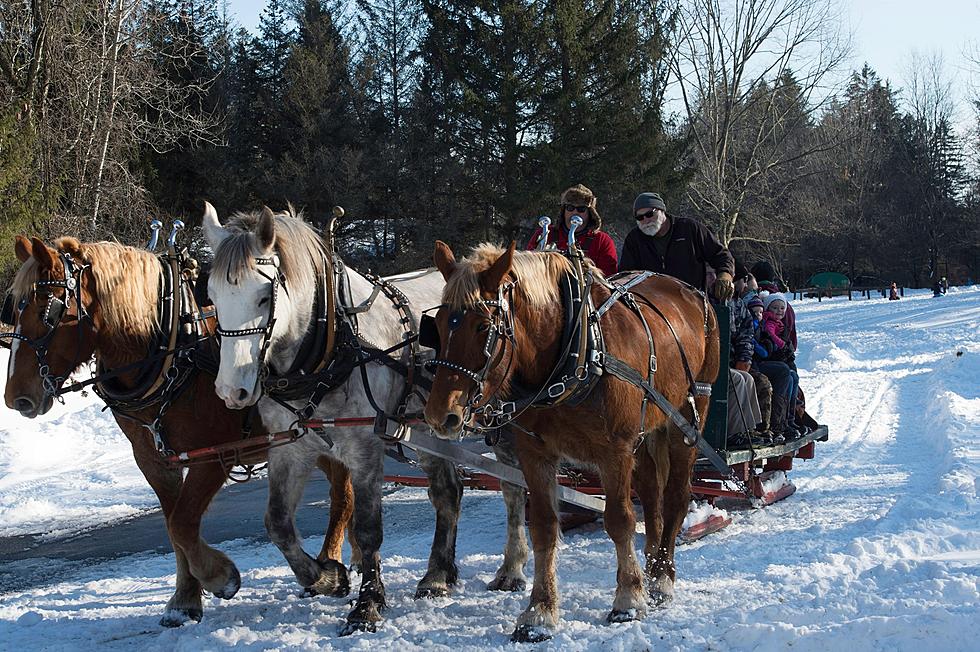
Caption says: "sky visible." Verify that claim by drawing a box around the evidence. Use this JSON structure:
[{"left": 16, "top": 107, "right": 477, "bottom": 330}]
[{"left": 228, "top": 0, "right": 980, "bottom": 117}]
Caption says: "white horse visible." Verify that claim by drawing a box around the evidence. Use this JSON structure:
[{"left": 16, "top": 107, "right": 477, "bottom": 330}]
[{"left": 201, "top": 205, "right": 529, "bottom": 634}]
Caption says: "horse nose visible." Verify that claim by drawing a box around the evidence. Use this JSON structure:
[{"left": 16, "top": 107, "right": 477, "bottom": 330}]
[
  {"left": 443, "top": 413, "right": 461, "bottom": 432},
  {"left": 215, "top": 380, "right": 252, "bottom": 408},
  {"left": 13, "top": 396, "right": 36, "bottom": 414}
]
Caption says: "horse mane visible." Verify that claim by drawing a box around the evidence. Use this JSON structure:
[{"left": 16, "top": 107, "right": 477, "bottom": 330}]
[
  {"left": 210, "top": 206, "right": 327, "bottom": 300},
  {"left": 444, "top": 243, "right": 585, "bottom": 309},
  {"left": 11, "top": 239, "right": 161, "bottom": 341}
]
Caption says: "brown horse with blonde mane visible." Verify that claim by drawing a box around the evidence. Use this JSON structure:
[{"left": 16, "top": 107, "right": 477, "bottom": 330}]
[
  {"left": 424, "top": 241, "right": 719, "bottom": 642},
  {"left": 3, "top": 235, "right": 355, "bottom": 626}
]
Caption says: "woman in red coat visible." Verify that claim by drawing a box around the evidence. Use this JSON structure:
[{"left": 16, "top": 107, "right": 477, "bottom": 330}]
[{"left": 526, "top": 183, "right": 618, "bottom": 277}]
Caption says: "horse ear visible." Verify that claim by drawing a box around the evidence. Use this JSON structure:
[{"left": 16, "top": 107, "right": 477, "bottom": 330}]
[
  {"left": 257, "top": 206, "right": 276, "bottom": 252},
  {"left": 480, "top": 241, "right": 516, "bottom": 294},
  {"left": 14, "top": 235, "right": 31, "bottom": 263},
  {"left": 30, "top": 237, "right": 57, "bottom": 271},
  {"left": 201, "top": 201, "right": 228, "bottom": 249},
  {"left": 433, "top": 240, "right": 457, "bottom": 282}
]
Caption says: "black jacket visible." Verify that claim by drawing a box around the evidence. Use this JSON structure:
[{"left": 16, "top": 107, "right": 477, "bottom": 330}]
[
  {"left": 730, "top": 296, "right": 754, "bottom": 364},
  {"left": 619, "top": 216, "right": 735, "bottom": 292}
]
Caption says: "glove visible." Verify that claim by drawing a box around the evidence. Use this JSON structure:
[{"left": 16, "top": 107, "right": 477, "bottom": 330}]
[
  {"left": 734, "top": 361, "right": 751, "bottom": 372},
  {"left": 714, "top": 271, "right": 734, "bottom": 302}
]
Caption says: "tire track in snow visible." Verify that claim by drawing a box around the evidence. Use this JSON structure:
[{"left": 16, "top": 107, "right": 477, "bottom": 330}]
[{"left": 797, "top": 374, "right": 893, "bottom": 488}]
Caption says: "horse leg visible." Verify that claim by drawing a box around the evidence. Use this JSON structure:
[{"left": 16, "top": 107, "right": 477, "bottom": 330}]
[
  {"left": 167, "top": 463, "right": 242, "bottom": 599},
  {"left": 650, "top": 394, "right": 712, "bottom": 602},
  {"left": 414, "top": 451, "right": 462, "bottom": 599},
  {"left": 341, "top": 448, "right": 387, "bottom": 635},
  {"left": 637, "top": 429, "right": 672, "bottom": 607},
  {"left": 130, "top": 446, "right": 205, "bottom": 627},
  {"left": 488, "top": 435, "right": 529, "bottom": 592},
  {"left": 598, "top": 448, "right": 646, "bottom": 623},
  {"left": 315, "top": 457, "right": 355, "bottom": 569},
  {"left": 266, "top": 446, "right": 350, "bottom": 597},
  {"left": 511, "top": 450, "right": 560, "bottom": 643},
  {"left": 649, "top": 435, "right": 697, "bottom": 606}
]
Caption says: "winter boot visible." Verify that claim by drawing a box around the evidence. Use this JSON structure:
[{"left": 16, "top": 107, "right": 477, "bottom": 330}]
[
  {"left": 750, "top": 370, "right": 773, "bottom": 433},
  {"left": 770, "top": 393, "right": 790, "bottom": 441}
]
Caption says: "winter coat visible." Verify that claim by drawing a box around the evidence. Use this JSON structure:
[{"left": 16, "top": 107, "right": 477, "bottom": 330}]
[
  {"left": 729, "top": 296, "right": 754, "bottom": 364},
  {"left": 527, "top": 224, "right": 618, "bottom": 277},
  {"left": 760, "top": 310, "right": 786, "bottom": 350},
  {"left": 758, "top": 280, "right": 797, "bottom": 349},
  {"left": 751, "top": 319, "right": 770, "bottom": 361},
  {"left": 618, "top": 215, "right": 734, "bottom": 292}
]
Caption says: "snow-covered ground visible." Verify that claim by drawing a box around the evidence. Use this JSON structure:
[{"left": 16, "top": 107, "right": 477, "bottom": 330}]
[{"left": 1, "top": 286, "right": 978, "bottom": 651}]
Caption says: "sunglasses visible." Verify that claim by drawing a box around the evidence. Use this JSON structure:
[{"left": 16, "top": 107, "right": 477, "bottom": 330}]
[
  {"left": 563, "top": 204, "right": 589, "bottom": 213},
  {"left": 635, "top": 209, "right": 660, "bottom": 221}
]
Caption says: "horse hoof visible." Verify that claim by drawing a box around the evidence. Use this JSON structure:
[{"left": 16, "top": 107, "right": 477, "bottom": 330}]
[
  {"left": 607, "top": 608, "right": 638, "bottom": 623},
  {"left": 414, "top": 585, "right": 450, "bottom": 600},
  {"left": 211, "top": 565, "right": 241, "bottom": 600},
  {"left": 159, "top": 607, "right": 203, "bottom": 628},
  {"left": 339, "top": 619, "right": 378, "bottom": 636},
  {"left": 487, "top": 575, "right": 526, "bottom": 592},
  {"left": 305, "top": 559, "right": 350, "bottom": 597},
  {"left": 649, "top": 590, "right": 673, "bottom": 609},
  {"left": 511, "top": 624, "right": 553, "bottom": 643},
  {"left": 341, "top": 585, "right": 386, "bottom": 635}
]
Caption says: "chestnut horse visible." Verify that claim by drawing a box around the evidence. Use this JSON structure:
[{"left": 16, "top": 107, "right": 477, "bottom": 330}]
[
  {"left": 424, "top": 242, "right": 720, "bottom": 642},
  {"left": 2, "top": 235, "right": 355, "bottom": 626}
]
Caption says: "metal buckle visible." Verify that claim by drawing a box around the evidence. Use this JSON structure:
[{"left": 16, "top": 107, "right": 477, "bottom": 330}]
[
  {"left": 547, "top": 382, "right": 566, "bottom": 398},
  {"left": 499, "top": 401, "right": 516, "bottom": 415}
]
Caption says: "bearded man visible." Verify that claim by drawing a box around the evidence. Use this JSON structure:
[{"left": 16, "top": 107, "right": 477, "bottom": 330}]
[{"left": 619, "top": 192, "right": 735, "bottom": 302}]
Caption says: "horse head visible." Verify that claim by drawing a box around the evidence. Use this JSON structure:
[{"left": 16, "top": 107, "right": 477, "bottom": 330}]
[
  {"left": 424, "top": 240, "right": 537, "bottom": 438},
  {"left": 203, "top": 201, "right": 320, "bottom": 409},
  {"left": 4, "top": 235, "right": 97, "bottom": 417}
]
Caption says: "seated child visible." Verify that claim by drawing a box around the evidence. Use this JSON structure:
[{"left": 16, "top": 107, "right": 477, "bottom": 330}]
[{"left": 759, "top": 293, "right": 804, "bottom": 439}]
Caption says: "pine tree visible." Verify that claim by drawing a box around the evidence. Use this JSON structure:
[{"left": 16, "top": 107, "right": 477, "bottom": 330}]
[
  {"left": 254, "top": 0, "right": 295, "bottom": 163},
  {"left": 0, "top": 110, "right": 55, "bottom": 280},
  {"left": 275, "top": 0, "right": 361, "bottom": 228}
]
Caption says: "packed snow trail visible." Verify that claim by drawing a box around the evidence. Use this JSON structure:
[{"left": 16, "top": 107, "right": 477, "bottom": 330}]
[{"left": 0, "top": 287, "right": 977, "bottom": 651}]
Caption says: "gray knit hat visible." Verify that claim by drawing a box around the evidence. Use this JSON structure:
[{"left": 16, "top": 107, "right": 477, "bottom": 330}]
[{"left": 633, "top": 192, "right": 667, "bottom": 212}]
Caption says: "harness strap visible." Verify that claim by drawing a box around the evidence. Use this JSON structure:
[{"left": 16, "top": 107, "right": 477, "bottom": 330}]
[
  {"left": 602, "top": 353, "right": 728, "bottom": 473},
  {"left": 594, "top": 271, "right": 655, "bottom": 319}
]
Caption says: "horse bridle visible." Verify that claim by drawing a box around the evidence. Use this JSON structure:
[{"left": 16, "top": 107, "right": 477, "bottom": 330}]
[
  {"left": 426, "top": 281, "right": 518, "bottom": 426},
  {"left": 214, "top": 254, "right": 287, "bottom": 382},
  {"left": 1, "top": 251, "right": 92, "bottom": 402}
]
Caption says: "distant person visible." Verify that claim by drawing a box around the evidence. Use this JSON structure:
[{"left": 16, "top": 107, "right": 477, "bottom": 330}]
[
  {"left": 889, "top": 282, "right": 900, "bottom": 301},
  {"left": 526, "top": 184, "right": 618, "bottom": 276},
  {"left": 619, "top": 192, "right": 735, "bottom": 300}
]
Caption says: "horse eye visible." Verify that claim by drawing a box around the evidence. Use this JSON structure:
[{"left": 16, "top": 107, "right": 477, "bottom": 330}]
[
  {"left": 258, "top": 296, "right": 270, "bottom": 307},
  {"left": 476, "top": 322, "right": 490, "bottom": 332}
]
